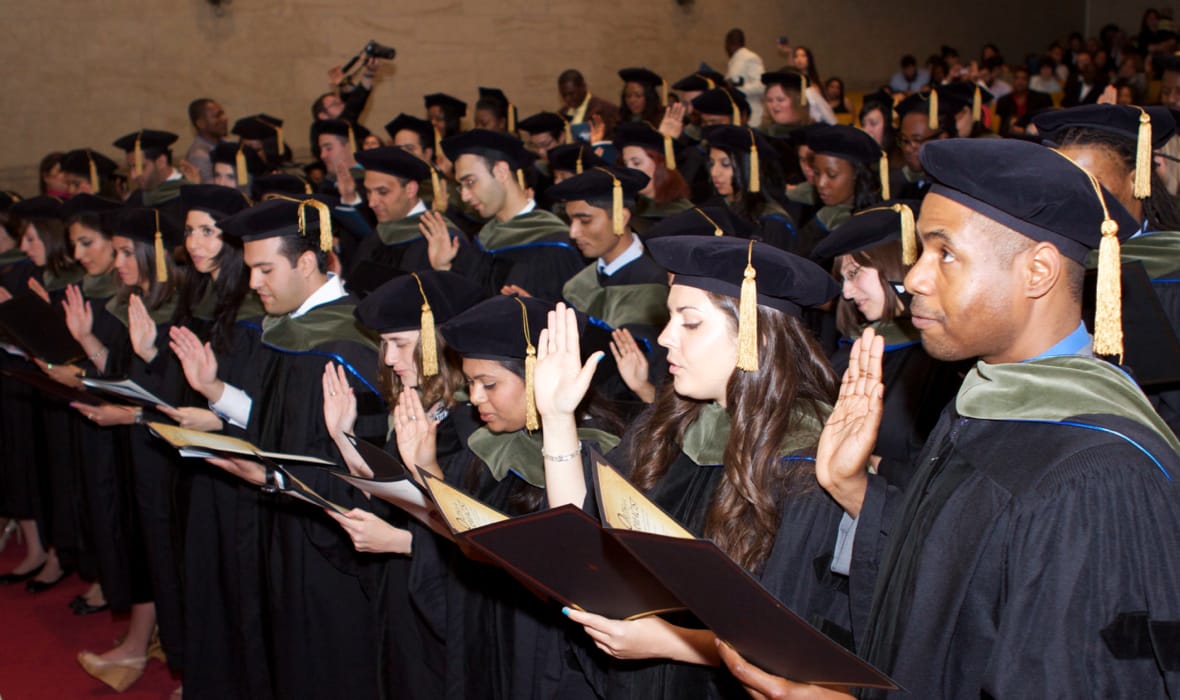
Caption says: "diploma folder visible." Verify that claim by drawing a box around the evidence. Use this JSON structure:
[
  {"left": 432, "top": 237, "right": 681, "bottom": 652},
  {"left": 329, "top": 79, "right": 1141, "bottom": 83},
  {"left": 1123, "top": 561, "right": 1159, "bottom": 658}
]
[
  {"left": 82, "top": 377, "right": 176, "bottom": 410},
  {"left": 590, "top": 456, "right": 898, "bottom": 690},
  {"left": 420, "top": 473, "right": 685, "bottom": 620},
  {"left": 327, "top": 434, "right": 435, "bottom": 514},
  {"left": 0, "top": 294, "right": 85, "bottom": 364}
]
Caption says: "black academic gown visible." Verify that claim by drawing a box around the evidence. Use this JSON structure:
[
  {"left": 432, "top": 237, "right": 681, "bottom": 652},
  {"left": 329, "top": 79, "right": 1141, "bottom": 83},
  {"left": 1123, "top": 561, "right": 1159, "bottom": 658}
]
[
  {"left": 242, "top": 294, "right": 387, "bottom": 700},
  {"left": 0, "top": 254, "right": 43, "bottom": 522},
  {"left": 574, "top": 410, "right": 851, "bottom": 700},
  {"left": 181, "top": 304, "right": 273, "bottom": 700},
  {"left": 451, "top": 209, "right": 586, "bottom": 301},
  {"left": 829, "top": 325, "right": 965, "bottom": 491},
  {"left": 408, "top": 420, "right": 606, "bottom": 700},
  {"left": 851, "top": 361, "right": 1180, "bottom": 698}
]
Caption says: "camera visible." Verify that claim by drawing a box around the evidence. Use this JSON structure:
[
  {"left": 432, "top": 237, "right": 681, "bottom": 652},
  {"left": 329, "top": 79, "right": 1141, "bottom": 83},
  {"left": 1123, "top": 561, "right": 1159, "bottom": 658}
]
[{"left": 364, "top": 41, "right": 396, "bottom": 61}]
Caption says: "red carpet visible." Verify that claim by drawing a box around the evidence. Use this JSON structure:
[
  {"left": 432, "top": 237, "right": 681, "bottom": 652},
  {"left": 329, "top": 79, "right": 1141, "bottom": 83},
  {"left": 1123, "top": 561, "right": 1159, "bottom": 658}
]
[{"left": 0, "top": 540, "right": 179, "bottom": 699}]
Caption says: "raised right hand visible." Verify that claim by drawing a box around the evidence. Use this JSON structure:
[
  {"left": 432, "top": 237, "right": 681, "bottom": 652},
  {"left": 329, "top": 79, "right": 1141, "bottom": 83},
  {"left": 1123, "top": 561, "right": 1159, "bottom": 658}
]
[
  {"left": 62, "top": 284, "right": 94, "bottom": 342},
  {"left": 169, "top": 326, "right": 222, "bottom": 401},
  {"left": 534, "top": 303, "right": 603, "bottom": 419}
]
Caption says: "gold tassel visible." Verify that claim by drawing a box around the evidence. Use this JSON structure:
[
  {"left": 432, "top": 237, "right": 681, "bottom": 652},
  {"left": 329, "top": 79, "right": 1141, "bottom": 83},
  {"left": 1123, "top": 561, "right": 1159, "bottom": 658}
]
[
  {"left": 134, "top": 133, "right": 144, "bottom": 175},
  {"left": 87, "top": 152, "right": 99, "bottom": 192},
  {"left": 412, "top": 273, "right": 439, "bottom": 376},
  {"left": 612, "top": 175, "right": 624, "bottom": 235},
  {"left": 235, "top": 145, "right": 249, "bottom": 186},
  {"left": 661, "top": 79, "right": 668, "bottom": 108},
  {"left": 1094, "top": 216, "right": 1123, "bottom": 360},
  {"left": 516, "top": 169, "right": 526, "bottom": 190},
  {"left": 1134, "top": 108, "right": 1152, "bottom": 199},
  {"left": 274, "top": 125, "right": 285, "bottom": 156},
  {"left": 800, "top": 74, "right": 808, "bottom": 106},
  {"left": 564, "top": 121, "right": 573, "bottom": 143},
  {"left": 897, "top": 203, "right": 917, "bottom": 265},
  {"left": 748, "top": 130, "right": 760, "bottom": 193},
  {"left": 928, "top": 89, "right": 938, "bottom": 126},
  {"left": 696, "top": 208, "right": 724, "bottom": 236},
  {"left": 663, "top": 135, "right": 677, "bottom": 171},
  {"left": 727, "top": 91, "right": 741, "bottom": 124},
  {"left": 701, "top": 73, "right": 715, "bottom": 90},
  {"left": 516, "top": 297, "right": 539, "bottom": 431},
  {"left": 347, "top": 125, "right": 357, "bottom": 155},
  {"left": 879, "top": 151, "right": 890, "bottom": 200},
  {"left": 508, "top": 104, "right": 516, "bottom": 132},
  {"left": 736, "top": 240, "right": 759, "bottom": 371},
  {"left": 972, "top": 86, "right": 982, "bottom": 123},
  {"left": 575, "top": 148, "right": 584, "bottom": 175},
  {"left": 298, "top": 198, "right": 334, "bottom": 252},
  {"left": 431, "top": 169, "right": 445, "bottom": 211},
  {"left": 433, "top": 128, "right": 442, "bottom": 156},
  {"left": 153, "top": 210, "right": 167, "bottom": 283}
]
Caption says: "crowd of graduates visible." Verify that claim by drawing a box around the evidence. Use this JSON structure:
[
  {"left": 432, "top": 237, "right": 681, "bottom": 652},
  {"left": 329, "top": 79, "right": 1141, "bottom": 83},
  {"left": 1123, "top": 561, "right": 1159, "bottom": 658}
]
[{"left": 1, "top": 13, "right": 1180, "bottom": 700}]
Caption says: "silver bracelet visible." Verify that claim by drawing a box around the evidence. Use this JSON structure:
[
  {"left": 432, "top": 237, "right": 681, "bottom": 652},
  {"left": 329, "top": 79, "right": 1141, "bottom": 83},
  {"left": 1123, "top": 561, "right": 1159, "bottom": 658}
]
[
  {"left": 541, "top": 441, "right": 582, "bottom": 462},
  {"left": 88, "top": 346, "right": 107, "bottom": 362}
]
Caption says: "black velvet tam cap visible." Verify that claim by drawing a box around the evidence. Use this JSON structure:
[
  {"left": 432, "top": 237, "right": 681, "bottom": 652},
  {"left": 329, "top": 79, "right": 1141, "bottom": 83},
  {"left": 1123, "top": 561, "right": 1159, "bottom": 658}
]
[
  {"left": 645, "top": 205, "right": 759, "bottom": 240},
  {"left": 517, "top": 112, "right": 568, "bottom": 137},
  {"left": 61, "top": 194, "right": 123, "bottom": 221},
  {"left": 424, "top": 93, "right": 468, "bottom": 117},
  {"left": 251, "top": 174, "right": 313, "bottom": 199},
  {"left": 355, "top": 270, "right": 484, "bottom": 334},
  {"left": 111, "top": 129, "right": 178, "bottom": 155},
  {"left": 920, "top": 138, "right": 1138, "bottom": 263},
  {"left": 547, "top": 166, "right": 649, "bottom": 203},
  {"left": 704, "top": 124, "right": 779, "bottom": 162},
  {"left": 761, "top": 71, "right": 808, "bottom": 92},
  {"left": 210, "top": 142, "right": 267, "bottom": 177},
  {"left": 356, "top": 146, "right": 432, "bottom": 181},
  {"left": 384, "top": 113, "right": 436, "bottom": 146},
  {"left": 223, "top": 197, "right": 333, "bottom": 252},
  {"left": 894, "top": 90, "right": 953, "bottom": 120},
  {"left": 613, "top": 121, "right": 669, "bottom": 152},
  {"left": 810, "top": 200, "right": 922, "bottom": 260},
  {"left": 648, "top": 235, "right": 839, "bottom": 316},
  {"left": 671, "top": 70, "right": 726, "bottom": 92},
  {"left": 478, "top": 87, "right": 510, "bottom": 108},
  {"left": 179, "top": 184, "right": 251, "bottom": 222},
  {"left": 0, "top": 191, "right": 20, "bottom": 212},
  {"left": 1032, "top": 104, "right": 1176, "bottom": 147},
  {"left": 311, "top": 119, "right": 371, "bottom": 146},
  {"left": 232, "top": 114, "right": 284, "bottom": 141},
  {"left": 440, "top": 294, "right": 559, "bottom": 361},
  {"left": 806, "top": 125, "right": 883, "bottom": 164},
  {"left": 442, "top": 129, "right": 532, "bottom": 170},
  {"left": 109, "top": 207, "right": 183, "bottom": 247},
  {"left": 619, "top": 67, "right": 663, "bottom": 88},
  {"left": 60, "top": 149, "right": 118, "bottom": 180},
  {"left": 10, "top": 196, "right": 64, "bottom": 220},
  {"left": 691, "top": 88, "right": 749, "bottom": 119},
  {"left": 546, "top": 142, "right": 608, "bottom": 174}
]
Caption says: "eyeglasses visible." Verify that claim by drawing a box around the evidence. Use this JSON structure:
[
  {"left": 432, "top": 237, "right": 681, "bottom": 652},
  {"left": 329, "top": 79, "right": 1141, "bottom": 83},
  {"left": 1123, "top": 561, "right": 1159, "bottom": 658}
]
[{"left": 897, "top": 130, "right": 943, "bottom": 149}]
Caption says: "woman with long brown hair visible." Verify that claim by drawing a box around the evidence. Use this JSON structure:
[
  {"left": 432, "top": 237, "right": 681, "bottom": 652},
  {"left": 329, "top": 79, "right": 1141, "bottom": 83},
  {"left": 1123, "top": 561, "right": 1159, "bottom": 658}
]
[
  {"left": 614, "top": 122, "right": 693, "bottom": 234},
  {"left": 535, "top": 234, "right": 852, "bottom": 698}
]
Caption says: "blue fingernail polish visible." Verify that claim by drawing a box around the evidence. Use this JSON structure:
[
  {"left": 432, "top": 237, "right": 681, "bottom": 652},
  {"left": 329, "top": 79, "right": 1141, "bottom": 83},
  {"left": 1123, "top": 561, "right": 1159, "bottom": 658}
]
[{"left": 561, "top": 606, "right": 570, "bottom": 616}]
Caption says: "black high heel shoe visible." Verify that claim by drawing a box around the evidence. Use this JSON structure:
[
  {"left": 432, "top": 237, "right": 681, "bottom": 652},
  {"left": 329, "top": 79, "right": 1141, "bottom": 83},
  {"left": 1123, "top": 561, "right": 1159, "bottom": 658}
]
[
  {"left": 26, "top": 567, "right": 72, "bottom": 593},
  {"left": 0, "top": 562, "right": 45, "bottom": 585}
]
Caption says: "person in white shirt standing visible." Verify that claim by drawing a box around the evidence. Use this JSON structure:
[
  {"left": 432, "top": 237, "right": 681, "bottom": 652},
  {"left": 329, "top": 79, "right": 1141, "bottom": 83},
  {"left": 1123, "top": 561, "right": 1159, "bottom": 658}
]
[{"left": 725, "top": 29, "right": 766, "bottom": 127}]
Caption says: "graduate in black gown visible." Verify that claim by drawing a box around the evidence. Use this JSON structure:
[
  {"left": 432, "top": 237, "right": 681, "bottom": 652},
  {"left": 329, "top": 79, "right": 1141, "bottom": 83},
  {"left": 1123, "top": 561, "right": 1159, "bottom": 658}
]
[
  {"left": 613, "top": 122, "right": 694, "bottom": 236},
  {"left": 535, "top": 235, "right": 852, "bottom": 699},
  {"left": 720, "top": 138, "right": 1180, "bottom": 698},
  {"left": 322, "top": 270, "right": 485, "bottom": 699},
  {"left": 546, "top": 165, "right": 670, "bottom": 409},
  {"left": 795, "top": 126, "right": 887, "bottom": 260},
  {"left": 1032, "top": 104, "right": 1180, "bottom": 434},
  {"left": 196, "top": 197, "right": 388, "bottom": 699},
  {"left": 440, "top": 129, "right": 586, "bottom": 301},
  {"left": 345, "top": 146, "right": 475, "bottom": 291},
  {"left": 410, "top": 295, "right": 621, "bottom": 700},
  {"left": 812, "top": 202, "right": 965, "bottom": 490},
  {"left": 701, "top": 125, "right": 798, "bottom": 252}
]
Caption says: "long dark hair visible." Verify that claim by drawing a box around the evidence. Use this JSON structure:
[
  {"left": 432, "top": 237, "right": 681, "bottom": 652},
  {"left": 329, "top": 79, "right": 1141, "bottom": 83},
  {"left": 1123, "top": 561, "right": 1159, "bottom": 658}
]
[
  {"left": 833, "top": 240, "right": 908, "bottom": 338},
  {"left": 378, "top": 333, "right": 465, "bottom": 412},
  {"left": 628, "top": 292, "right": 838, "bottom": 573},
  {"left": 859, "top": 100, "right": 896, "bottom": 153},
  {"left": 619, "top": 82, "right": 663, "bottom": 127},
  {"left": 115, "top": 238, "right": 181, "bottom": 312},
  {"left": 851, "top": 160, "right": 885, "bottom": 210},
  {"left": 16, "top": 216, "right": 75, "bottom": 278},
  {"left": 173, "top": 225, "right": 251, "bottom": 355},
  {"left": 716, "top": 144, "right": 789, "bottom": 224},
  {"left": 1055, "top": 127, "right": 1180, "bottom": 231}
]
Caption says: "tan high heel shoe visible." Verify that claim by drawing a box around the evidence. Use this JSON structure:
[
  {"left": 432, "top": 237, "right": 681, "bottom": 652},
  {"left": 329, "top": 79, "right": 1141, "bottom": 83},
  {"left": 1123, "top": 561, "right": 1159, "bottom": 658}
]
[{"left": 77, "top": 651, "right": 147, "bottom": 692}]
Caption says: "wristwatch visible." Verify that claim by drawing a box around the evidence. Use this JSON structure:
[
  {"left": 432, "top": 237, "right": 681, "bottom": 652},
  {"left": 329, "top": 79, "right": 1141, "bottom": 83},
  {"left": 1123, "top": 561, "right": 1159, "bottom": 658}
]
[
  {"left": 133, "top": 407, "right": 145, "bottom": 424},
  {"left": 261, "top": 467, "right": 279, "bottom": 493}
]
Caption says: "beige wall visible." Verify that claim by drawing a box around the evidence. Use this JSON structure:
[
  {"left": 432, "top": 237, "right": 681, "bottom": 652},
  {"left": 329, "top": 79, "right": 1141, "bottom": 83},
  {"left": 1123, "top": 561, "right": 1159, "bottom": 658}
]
[{"left": 1, "top": 0, "right": 1082, "bottom": 194}]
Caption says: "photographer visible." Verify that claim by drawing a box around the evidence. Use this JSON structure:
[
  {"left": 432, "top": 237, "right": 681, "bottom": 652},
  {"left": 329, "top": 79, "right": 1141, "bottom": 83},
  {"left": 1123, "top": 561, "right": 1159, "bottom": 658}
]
[{"left": 309, "top": 42, "right": 395, "bottom": 149}]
